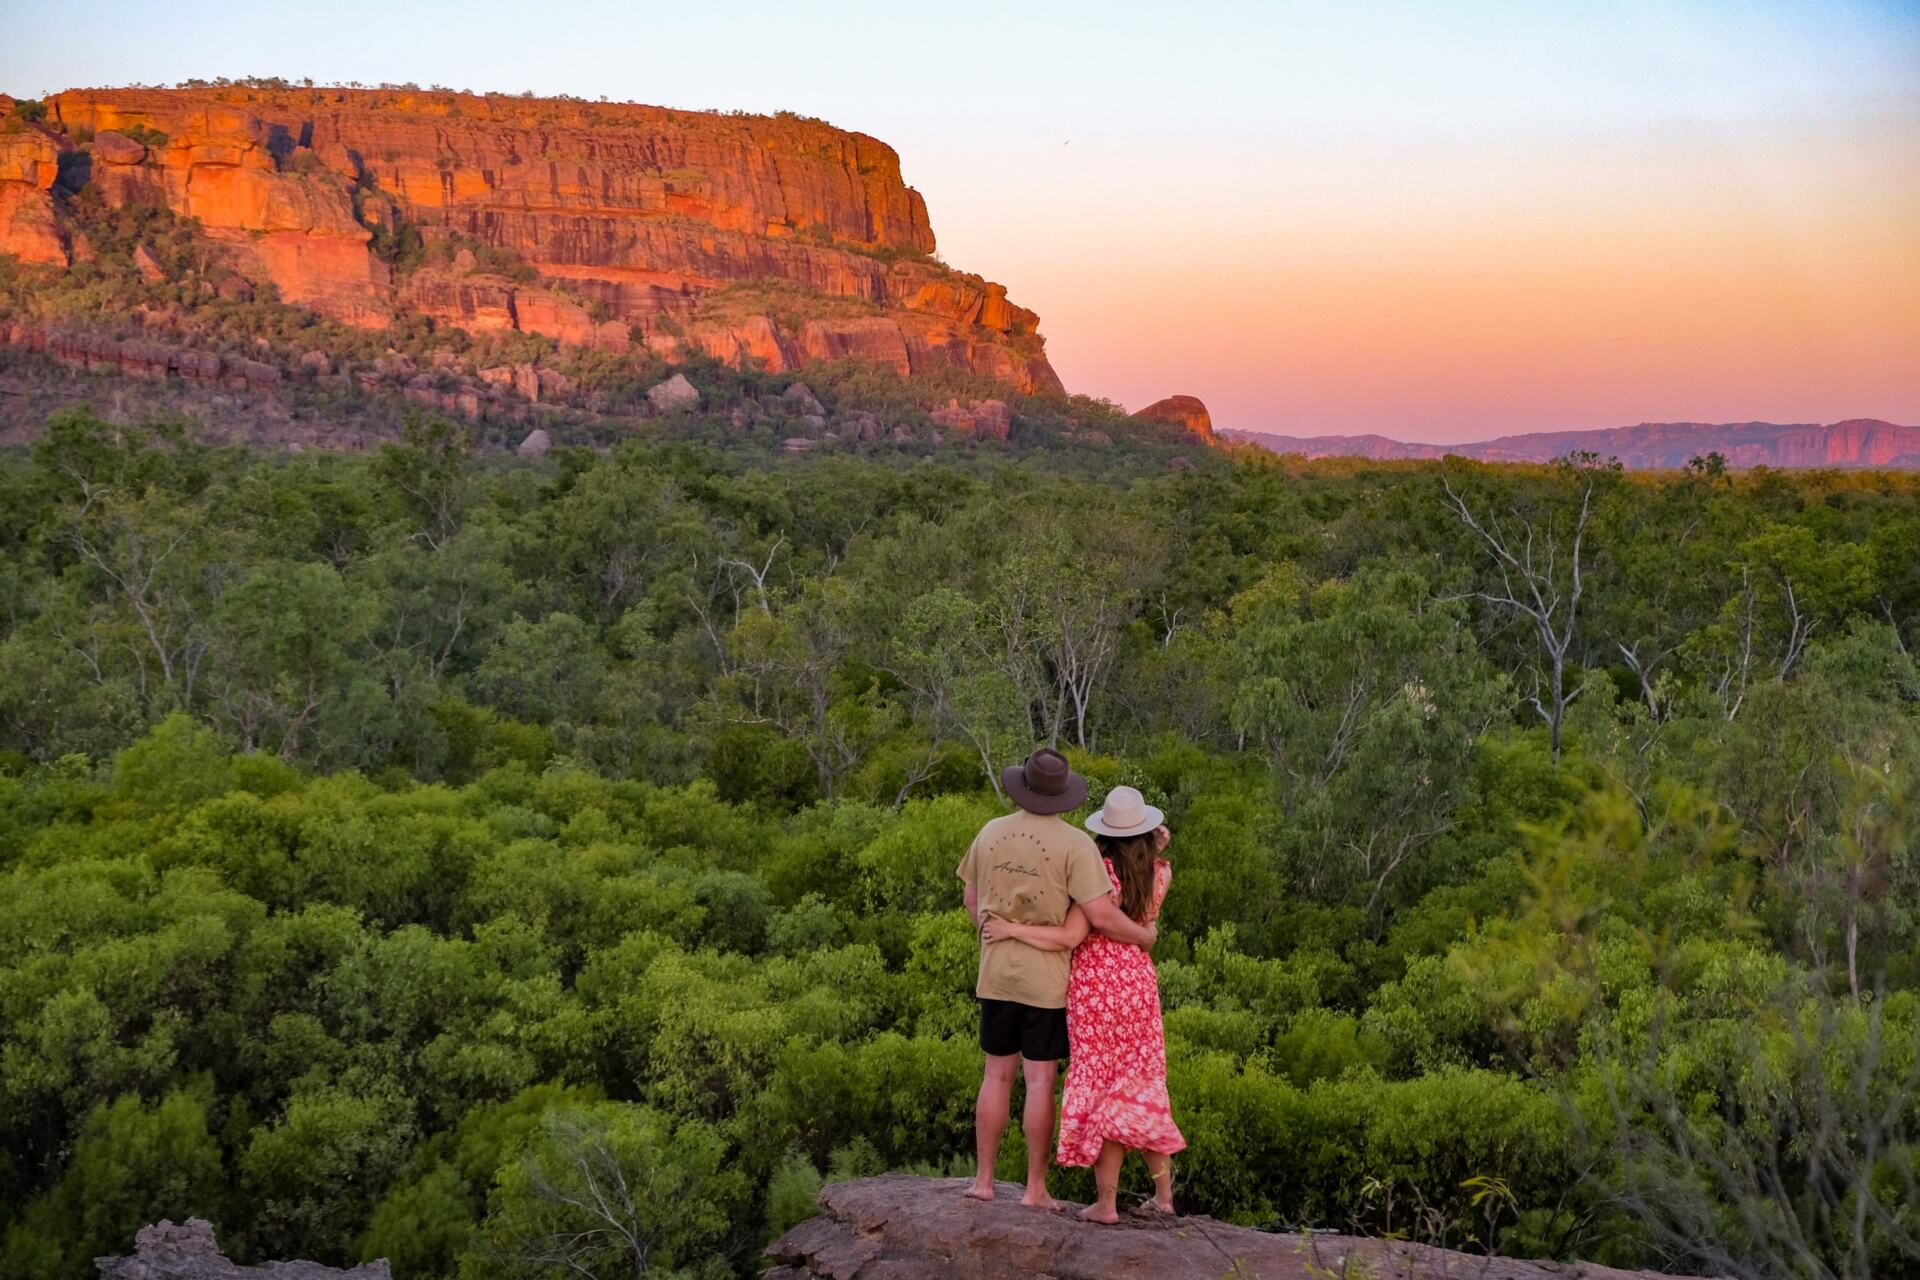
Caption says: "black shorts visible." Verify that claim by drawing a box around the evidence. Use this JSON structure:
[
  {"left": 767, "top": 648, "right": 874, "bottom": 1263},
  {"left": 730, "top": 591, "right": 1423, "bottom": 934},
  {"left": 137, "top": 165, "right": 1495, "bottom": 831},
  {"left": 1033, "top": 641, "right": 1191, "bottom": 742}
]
[{"left": 978, "top": 997, "right": 1069, "bottom": 1061}]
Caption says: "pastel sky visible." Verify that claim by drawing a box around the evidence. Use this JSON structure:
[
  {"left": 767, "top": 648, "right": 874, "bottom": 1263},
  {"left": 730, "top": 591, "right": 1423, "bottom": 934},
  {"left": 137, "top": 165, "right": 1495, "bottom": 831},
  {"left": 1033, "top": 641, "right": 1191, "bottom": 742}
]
[{"left": 5, "top": 1, "right": 1916, "bottom": 440}]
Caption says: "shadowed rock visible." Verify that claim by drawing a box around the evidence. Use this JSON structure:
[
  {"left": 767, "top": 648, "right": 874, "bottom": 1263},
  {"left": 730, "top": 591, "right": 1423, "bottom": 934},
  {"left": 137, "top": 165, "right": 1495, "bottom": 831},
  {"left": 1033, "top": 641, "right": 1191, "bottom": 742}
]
[
  {"left": 648, "top": 372, "right": 701, "bottom": 414},
  {"left": 767, "top": 1175, "right": 1690, "bottom": 1280},
  {"left": 96, "top": 1219, "right": 389, "bottom": 1280}
]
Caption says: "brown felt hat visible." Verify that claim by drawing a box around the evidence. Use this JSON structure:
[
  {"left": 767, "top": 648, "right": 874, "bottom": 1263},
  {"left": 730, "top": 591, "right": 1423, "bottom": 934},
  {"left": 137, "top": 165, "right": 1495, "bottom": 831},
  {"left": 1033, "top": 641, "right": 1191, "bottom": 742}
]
[{"left": 1002, "top": 747, "right": 1088, "bottom": 815}]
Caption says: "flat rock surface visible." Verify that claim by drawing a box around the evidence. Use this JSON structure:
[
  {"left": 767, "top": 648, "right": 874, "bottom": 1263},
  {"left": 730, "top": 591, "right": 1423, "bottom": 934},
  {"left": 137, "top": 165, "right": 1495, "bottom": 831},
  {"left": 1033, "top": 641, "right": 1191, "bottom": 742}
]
[{"left": 767, "top": 1175, "right": 1681, "bottom": 1280}]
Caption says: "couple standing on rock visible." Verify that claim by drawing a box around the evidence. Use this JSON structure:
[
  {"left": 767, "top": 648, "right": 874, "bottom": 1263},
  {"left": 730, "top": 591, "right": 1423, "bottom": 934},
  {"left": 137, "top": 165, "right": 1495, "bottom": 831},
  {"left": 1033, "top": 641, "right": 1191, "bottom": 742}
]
[{"left": 956, "top": 747, "right": 1184, "bottom": 1222}]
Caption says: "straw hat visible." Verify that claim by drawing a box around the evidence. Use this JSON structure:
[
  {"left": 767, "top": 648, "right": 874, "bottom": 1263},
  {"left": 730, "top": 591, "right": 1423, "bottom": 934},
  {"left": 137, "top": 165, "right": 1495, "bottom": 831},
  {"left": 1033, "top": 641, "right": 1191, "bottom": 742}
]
[{"left": 1084, "top": 785, "right": 1163, "bottom": 838}]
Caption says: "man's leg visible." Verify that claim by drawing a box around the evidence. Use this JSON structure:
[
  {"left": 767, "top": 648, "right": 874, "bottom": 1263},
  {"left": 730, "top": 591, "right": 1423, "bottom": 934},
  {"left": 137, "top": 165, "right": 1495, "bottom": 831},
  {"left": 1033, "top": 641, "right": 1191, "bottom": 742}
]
[
  {"left": 1019, "top": 1056, "right": 1060, "bottom": 1209},
  {"left": 968, "top": 1052, "right": 1018, "bottom": 1200}
]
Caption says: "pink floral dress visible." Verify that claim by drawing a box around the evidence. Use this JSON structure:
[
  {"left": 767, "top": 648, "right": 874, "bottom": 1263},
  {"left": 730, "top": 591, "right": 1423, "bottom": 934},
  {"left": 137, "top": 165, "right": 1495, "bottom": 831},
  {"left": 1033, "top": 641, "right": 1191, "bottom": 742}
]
[{"left": 1055, "top": 857, "right": 1186, "bottom": 1165}]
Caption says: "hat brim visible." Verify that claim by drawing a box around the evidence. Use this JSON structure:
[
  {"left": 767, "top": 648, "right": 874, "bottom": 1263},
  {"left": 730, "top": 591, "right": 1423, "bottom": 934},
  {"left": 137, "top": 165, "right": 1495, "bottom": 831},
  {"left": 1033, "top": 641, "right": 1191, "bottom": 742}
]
[
  {"left": 1002, "top": 764, "right": 1089, "bottom": 815},
  {"left": 1085, "top": 804, "right": 1165, "bottom": 838}
]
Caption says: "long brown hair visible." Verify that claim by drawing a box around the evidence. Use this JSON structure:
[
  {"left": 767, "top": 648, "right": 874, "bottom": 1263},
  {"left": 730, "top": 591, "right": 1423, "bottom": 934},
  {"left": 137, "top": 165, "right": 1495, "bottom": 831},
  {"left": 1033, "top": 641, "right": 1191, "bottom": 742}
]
[{"left": 1095, "top": 831, "right": 1158, "bottom": 923}]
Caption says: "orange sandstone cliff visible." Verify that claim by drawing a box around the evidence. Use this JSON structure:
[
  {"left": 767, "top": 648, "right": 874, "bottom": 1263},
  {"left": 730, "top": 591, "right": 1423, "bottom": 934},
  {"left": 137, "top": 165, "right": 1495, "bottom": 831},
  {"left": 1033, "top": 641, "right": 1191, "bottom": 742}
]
[
  {"left": 12, "top": 85, "right": 1061, "bottom": 393},
  {"left": 0, "top": 97, "right": 70, "bottom": 267}
]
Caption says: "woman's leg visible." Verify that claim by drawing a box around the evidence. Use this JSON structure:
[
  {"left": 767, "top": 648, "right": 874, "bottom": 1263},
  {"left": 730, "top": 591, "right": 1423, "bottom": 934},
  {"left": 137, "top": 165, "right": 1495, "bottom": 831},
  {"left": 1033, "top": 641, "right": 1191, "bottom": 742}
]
[
  {"left": 1143, "top": 1149, "right": 1175, "bottom": 1213},
  {"left": 1077, "top": 1140, "right": 1125, "bottom": 1223}
]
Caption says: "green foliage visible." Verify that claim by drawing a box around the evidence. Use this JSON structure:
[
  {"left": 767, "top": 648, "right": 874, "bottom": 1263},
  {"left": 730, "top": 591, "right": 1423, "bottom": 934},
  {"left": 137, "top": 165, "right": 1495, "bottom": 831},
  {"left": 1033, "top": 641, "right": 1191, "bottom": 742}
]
[
  {"left": 478, "top": 1104, "right": 744, "bottom": 1278},
  {"left": 0, "top": 424, "right": 1917, "bottom": 1276},
  {"left": 1, "top": 1088, "right": 223, "bottom": 1279},
  {"left": 118, "top": 123, "right": 170, "bottom": 149}
]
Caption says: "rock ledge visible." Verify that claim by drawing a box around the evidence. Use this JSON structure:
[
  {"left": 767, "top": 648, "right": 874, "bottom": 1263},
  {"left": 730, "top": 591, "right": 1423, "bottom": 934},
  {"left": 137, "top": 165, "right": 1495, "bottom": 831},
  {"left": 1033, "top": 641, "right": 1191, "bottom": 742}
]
[
  {"left": 96, "top": 1218, "right": 389, "bottom": 1280},
  {"left": 768, "top": 1175, "right": 1680, "bottom": 1280}
]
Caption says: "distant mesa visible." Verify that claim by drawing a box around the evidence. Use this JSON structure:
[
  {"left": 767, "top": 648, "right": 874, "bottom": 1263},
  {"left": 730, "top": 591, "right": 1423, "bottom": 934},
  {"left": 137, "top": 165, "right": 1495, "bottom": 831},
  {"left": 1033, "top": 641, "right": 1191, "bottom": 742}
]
[
  {"left": 1136, "top": 394, "right": 1213, "bottom": 440},
  {"left": 1223, "top": 419, "right": 1920, "bottom": 471},
  {"left": 0, "top": 84, "right": 1063, "bottom": 395}
]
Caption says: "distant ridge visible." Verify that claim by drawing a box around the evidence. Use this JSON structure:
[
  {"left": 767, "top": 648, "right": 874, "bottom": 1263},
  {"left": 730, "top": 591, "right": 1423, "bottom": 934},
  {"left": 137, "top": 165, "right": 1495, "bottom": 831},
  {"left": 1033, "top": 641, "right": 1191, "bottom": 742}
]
[{"left": 1223, "top": 419, "right": 1920, "bottom": 470}]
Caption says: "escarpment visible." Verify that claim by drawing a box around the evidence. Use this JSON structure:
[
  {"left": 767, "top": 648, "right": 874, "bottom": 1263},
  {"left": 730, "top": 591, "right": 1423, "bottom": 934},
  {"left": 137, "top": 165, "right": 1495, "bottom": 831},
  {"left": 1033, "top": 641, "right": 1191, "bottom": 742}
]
[{"left": 6, "top": 85, "right": 1062, "bottom": 394}]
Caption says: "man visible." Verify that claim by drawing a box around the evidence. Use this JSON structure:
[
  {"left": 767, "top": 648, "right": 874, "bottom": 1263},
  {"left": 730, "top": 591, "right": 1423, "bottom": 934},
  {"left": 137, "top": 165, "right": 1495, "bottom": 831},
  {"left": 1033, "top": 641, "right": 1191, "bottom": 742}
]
[{"left": 956, "top": 747, "right": 1158, "bottom": 1208}]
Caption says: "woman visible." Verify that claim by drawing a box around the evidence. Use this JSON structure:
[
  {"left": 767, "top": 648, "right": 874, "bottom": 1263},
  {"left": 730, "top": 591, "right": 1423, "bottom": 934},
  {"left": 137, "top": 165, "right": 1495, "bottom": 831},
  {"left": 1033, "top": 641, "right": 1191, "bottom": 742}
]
[{"left": 980, "top": 784, "right": 1184, "bottom": 1222}]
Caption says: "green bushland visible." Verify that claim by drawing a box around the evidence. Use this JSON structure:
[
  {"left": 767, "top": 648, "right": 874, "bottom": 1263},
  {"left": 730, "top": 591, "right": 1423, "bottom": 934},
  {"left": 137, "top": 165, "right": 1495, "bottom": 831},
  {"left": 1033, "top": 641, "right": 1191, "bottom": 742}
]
[{"left": 0, "top": 415, "right": 1915, "bottom": 1278}]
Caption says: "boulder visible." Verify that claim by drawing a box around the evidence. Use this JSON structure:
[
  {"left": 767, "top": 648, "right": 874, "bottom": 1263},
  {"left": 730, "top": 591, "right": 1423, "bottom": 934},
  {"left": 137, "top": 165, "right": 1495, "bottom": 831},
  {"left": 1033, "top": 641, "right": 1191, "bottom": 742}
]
[
  {"left": 1136, "top": 394, "right": 1214, "bottom": 441},
  {"left": 928, "top": 398, "right": 1011, "bottom": 441},
  {"left": 768, "top": 1176, "right": 1688, "bottom": 1280},
  {"left": 930, "top": 398, "right": 974, "bottom": 433},
  {"left": 782, "top": 381, "right": 826, "bottom": 417},
  {"left": 91, "top": 130, "right": 147, "bottom": 166},
  {"left": 133, "top": 243, "right": 166, "bottom": 283},
  {"left": 648, "top": 372, "right": 701, "bottom": 414},
  {"left": 96, "top": 1218, "right": 390, "bottom": 1280},
  {"left": 517, "top": 428, "right": 551, "bottom": 457},
  {"left": 969, "top": 398, "right": 1012, "bottom": 441}
]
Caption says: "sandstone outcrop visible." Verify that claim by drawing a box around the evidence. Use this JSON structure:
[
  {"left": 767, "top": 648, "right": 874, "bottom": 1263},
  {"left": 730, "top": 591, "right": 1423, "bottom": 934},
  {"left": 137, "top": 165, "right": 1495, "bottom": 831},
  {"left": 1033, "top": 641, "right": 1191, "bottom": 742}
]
[
  {"left": 96, "top": 1218, "right": 389, "bottom": 1280},
  {"left": 1137, "top": 394, "right": 1214, "bottom": 440},
  {"left": 768, "top": 1176, "right": 1690, "bottom": 1280},
  {"left": 0, "top": 119, "right": 68, "bottom": 266},
  {"left": 2, "top": 323, "right": 284, "bottom": 393},
  {"left": 28, "top": 86, "right": 1061, "bottom": 393},
  {"left": 929, "top": 397, "right": 1012, "bottom": 441},
  {"left": 648, "top": 372, "right": 700, "bottom": 413},
  {"left": 1225, "top": 419, "right": 1920, "bottom": 470}
]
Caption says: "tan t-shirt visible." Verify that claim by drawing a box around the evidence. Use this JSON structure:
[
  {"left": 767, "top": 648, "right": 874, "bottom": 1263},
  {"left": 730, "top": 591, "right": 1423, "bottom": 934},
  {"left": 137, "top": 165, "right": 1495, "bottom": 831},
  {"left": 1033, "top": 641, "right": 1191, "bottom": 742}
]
[{"left": 956, "top": 809, "right": 1113, "bottom": 1009}]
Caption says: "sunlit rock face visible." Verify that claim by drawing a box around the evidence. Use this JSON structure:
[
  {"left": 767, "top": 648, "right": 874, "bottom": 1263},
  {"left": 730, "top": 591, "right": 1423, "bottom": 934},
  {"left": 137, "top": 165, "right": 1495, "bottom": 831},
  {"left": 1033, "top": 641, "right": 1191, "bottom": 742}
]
[
  {"left": 0, "top": 109, "right": 69, "bottom": 266},
  {"left": 1136, "top": 394, "right": 1214, "bottom": 441},
  {"left": 35, "top": 86, "right": 1062, "bottom": 393}
]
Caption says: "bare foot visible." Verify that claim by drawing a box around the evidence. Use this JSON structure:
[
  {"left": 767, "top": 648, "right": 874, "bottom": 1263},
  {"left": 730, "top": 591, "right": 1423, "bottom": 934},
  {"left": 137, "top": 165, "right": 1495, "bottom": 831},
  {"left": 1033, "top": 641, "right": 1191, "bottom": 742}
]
[
  {"left": 964, "top": 1179, "right": 994, "bottom": 1202},
  {"left": 1077, "top": 1203, "right": 1121, "bottom": 1224},
  {"left": 1022, "top": 1190, "right": 1063, "bottom": 1212},
  {"left": 1136, "top": 1197, "right": 1175, "bottom": 1216}
]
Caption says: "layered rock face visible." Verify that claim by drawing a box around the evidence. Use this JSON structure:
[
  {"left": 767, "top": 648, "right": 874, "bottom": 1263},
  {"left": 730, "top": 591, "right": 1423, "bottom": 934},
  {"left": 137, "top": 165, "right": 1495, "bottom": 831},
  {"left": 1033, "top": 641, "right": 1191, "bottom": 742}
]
[
  {"left": 769, "top": 1176, "right": 1688, "bottom": 1280},
  {"left": 1227, "top": 419, "right": 1920, "bottom": 470},
  {"left": 0, "top": 100, "right": 69, "bottom": 267},
  {"left": 24, "top": 86, "right": 1060, "bottom": 393}
]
